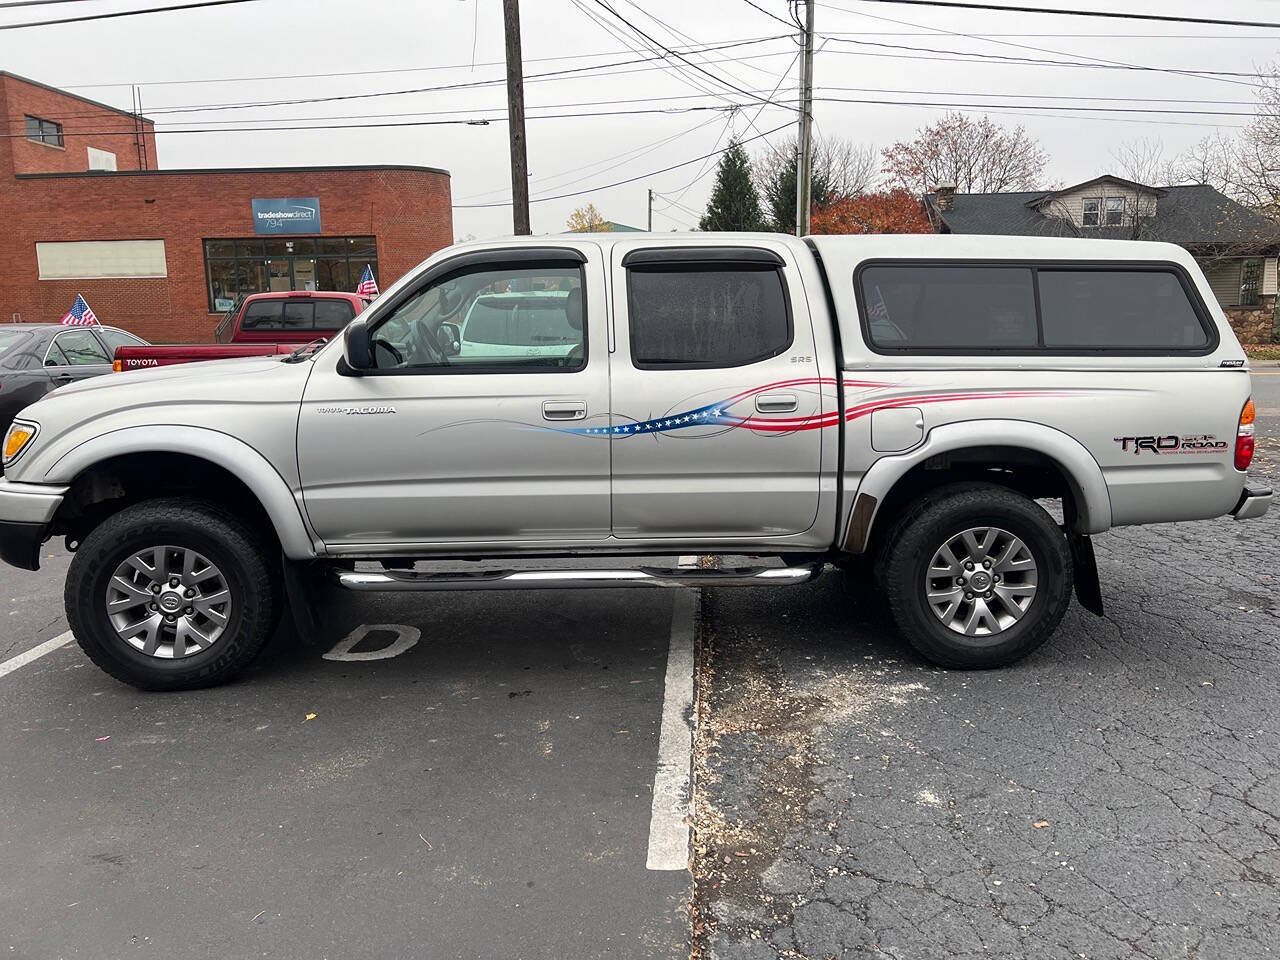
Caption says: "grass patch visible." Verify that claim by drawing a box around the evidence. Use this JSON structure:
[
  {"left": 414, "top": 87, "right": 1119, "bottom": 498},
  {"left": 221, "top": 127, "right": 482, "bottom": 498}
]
[{"left": 1244, "top": 344, "right": 1280, "bottom": 361}]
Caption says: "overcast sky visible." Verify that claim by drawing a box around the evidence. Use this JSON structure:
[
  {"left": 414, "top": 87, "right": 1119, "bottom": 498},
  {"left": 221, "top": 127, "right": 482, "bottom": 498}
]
[{"left": 3, "top": 0, "right": 1278, "bottom": 240}]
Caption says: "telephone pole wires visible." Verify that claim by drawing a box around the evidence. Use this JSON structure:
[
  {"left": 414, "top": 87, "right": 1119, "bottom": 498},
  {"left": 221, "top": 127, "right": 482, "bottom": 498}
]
[
  {"left": 794, "top": 0, "right": 815, "bottom": 237},
  {"left": 503, "top": 0, "right": 531, "bottom": 235}
]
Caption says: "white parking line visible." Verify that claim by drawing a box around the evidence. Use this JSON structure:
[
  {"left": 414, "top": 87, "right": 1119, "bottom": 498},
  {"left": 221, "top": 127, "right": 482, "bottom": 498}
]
[
  {"left": 0, "top": 631, "right": 73, "bottom": 680},
  {"left": 646, "top": 590, "right": 698, "bottom": 871}
]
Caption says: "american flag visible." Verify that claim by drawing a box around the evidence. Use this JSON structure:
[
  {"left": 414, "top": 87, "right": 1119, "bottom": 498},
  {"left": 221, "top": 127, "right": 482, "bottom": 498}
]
[
  {"left": 60, "top": 294, "right": 99, "bottom": 326},
  {"left": 355, "top": 265, "right": 379, "bottom": 297}
]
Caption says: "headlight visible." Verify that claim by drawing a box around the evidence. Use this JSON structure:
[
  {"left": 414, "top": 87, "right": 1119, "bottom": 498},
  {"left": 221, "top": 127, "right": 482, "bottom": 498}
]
[{"left": 3, "top": 419, "right": 38, "bottom": 466}]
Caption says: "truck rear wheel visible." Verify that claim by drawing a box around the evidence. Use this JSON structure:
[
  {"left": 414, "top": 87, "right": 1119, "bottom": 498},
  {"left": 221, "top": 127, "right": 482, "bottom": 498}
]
[
  {"left": 66, "top": 498, "right": 281, "bottom": 690},
  {"left": 882, "top": 484, "right": 1073, "bottom": 669}
]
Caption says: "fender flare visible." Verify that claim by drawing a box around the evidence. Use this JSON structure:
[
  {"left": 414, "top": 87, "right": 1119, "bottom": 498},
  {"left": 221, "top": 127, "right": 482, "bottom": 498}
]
[
  {"left": 43, "top": 425, "right": 318, "bottom": 559},
  {"left": 845, "top": 419, "right": 1112, "bottom": 551}
]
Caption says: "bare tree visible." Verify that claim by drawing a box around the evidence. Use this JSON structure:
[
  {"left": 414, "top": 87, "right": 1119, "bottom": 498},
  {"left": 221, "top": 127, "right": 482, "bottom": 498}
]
[
  {"left": 1109, "top": 138, "right": 1181, "bottom": 186},
  {"left": 1169, "top": 62, "right": 1280, "bottom": 221},
  {"left": 881, "top": 112, "right": 1049, "bottom": 194},
  {"left": 753, "top": 136, "right": 878, "bottom": 232}
]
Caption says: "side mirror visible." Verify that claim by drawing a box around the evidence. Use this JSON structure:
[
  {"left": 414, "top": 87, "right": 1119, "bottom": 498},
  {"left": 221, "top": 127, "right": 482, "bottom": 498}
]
[
  {"left": 343, "top": 317, "right": 374, "bottom": 371},
  {"left": 437, "top": 321, "right": 461, "bottom": 357}
]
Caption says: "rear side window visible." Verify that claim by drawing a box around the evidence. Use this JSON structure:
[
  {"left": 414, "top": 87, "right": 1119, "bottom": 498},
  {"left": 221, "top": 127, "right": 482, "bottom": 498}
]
[
  {"left": 1038, "top": 270, "right": 1208, "bottom": 348},
  {"left": 628, "top": 266, "right": 790, "bottom": 368},
  {"left": 858, "top": 262, "right": 1214, "bottom": 353},
  {"left": 240, "top": 300, "right": 281, "bottom": 330},
  {"left": 314, "top": 299, "right": 355, "bottom": 331},
  {"left": 860, "top": 265, "right": 1037, "bottom": 349}
]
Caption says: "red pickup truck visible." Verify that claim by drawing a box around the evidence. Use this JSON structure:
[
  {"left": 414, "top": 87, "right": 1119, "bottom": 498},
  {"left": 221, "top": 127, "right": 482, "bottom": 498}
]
[{"left": 113, "top": 291, "right": 370, "bottom": 370}]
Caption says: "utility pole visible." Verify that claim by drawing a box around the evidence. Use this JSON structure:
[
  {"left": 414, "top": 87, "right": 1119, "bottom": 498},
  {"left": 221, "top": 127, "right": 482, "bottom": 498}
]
[
  {"left": 647, "top": 188, "right": 653, "bottom": 231},
  {"left": 503, "top": 0, "right": 531, "bottom": 235},
  {"left": 794, "top": 0, "right": 815, "bottom": 237}
]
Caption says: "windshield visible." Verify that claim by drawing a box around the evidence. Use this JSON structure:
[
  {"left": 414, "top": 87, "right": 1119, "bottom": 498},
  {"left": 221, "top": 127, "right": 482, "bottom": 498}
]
[{"left": 0, "top": 330, "right": 31, "bottom": 357}]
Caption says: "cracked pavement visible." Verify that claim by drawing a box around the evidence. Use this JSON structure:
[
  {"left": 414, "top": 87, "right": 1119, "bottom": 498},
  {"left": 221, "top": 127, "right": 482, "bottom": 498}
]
[{"left": 692, "top": 397, "right": 1280, "bottom": 959}]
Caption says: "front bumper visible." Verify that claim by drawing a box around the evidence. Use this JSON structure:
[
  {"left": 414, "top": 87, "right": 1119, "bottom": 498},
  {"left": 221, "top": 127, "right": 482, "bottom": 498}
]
[
  {"left": 0, "top": 479, "right": 67, "bottom": 570},
  {"left": 1232, "top": 483, "right": 1273, "bottom": 521}
]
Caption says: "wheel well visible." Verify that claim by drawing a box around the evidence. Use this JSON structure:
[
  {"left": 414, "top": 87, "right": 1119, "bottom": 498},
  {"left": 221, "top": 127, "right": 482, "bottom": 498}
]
[
  {"left": 864, "top": 445, "right": 1080, "bottom": 558},
  {"left": 50, "top": 452, "right": 280, "bottom": 553}
]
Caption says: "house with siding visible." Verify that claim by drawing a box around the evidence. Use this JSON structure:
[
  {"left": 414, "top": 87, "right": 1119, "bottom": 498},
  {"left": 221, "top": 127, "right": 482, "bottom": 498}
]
[{"left": 923, "top": 175, "right": 1279, "bottom": 343}]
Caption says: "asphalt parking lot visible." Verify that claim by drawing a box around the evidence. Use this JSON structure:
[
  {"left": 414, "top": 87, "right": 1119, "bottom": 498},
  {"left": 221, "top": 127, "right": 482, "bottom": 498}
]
[
  {"left": 1, "top": 375, "right": 1277, "bottom": 960},
  {"left": 693, "top": 373, "right": 1280, "bottom": 959},
  {"left": 0, "top": 565, "right": 692, "bottom": 959}
]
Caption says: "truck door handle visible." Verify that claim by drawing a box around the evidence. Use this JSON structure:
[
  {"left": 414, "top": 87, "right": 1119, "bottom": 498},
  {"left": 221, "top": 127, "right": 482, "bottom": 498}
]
[
  {"left": 755, "top": 393, "right": 798, "bottom": 414},
  {"left": 542, "top": 400, "right": 587, "bottom": 421}
]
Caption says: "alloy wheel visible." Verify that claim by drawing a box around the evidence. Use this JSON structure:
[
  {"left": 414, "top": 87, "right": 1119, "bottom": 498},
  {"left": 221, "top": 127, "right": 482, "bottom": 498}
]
[
  {"left": 105, "top": 545, "right": 232, "bottom": 659},
  {"left": 923, "top": 526, "right": 1038, "bottom": 639}
]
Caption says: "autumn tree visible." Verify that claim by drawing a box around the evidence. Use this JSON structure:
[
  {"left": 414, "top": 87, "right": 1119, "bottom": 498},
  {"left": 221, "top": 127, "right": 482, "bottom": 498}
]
[
  {"left": 699, "top": 139, "right": 766, "bottom": 232},
  {"left": 881, "top": 112, "right": 1049, "bottom": 194},
  {"left": 754, "top": 136, "right": 879, "bottom": 232},
  {"left": 566, "top": 203, "right": 611, "bottom": 233},
  {"left": 810, "top": 190, "right": 932, "bottom": 235}
]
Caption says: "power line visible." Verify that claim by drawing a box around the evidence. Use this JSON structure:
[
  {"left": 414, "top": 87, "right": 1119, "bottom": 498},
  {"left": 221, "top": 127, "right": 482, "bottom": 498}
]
[
  {"left": 61, "top": 36, "right": 794, "bottom": 118},
  {"left": 587, "top": 0, "right": 792, "bottom": 109},
  {"left": 738, "top": 0, "right": 797, "bottom": 28},
  {"left": 819, "top": 34, "right": 1272, "bottom": 83},
  {"left": 0, "top": 0, "right": 267, "bottom": 30},
  {"left": 455, "top": 112, "right": 724, "bottom": 201},
  {"left": 840, "top": 0, "right": 1280, "bottom": 30},
  {"left": 61, "top": 34, "right": 787, "bottom": 89},
  {"left": 0, "top": 102, "right": 763, "bottom": 139},
  {"left": 454, "top": 120, "right": 792, "bottom": 208}
]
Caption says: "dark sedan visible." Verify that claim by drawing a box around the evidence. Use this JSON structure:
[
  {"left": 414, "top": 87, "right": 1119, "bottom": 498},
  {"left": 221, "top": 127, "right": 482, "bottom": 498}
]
[{"left": 0, "top": 324, "right": 148, "bottom": 434}]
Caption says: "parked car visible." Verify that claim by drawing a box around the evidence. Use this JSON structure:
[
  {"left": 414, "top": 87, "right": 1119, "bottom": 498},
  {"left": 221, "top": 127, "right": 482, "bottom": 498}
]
[
  {"left": 0, "top": 233, "right": 1270, "bottom": 690},
  {"left": 0, "top": 323, "right": 147, "bottom": 435},
  {"left": 112, "top": 291, "right": 369, "bottom": 371}
]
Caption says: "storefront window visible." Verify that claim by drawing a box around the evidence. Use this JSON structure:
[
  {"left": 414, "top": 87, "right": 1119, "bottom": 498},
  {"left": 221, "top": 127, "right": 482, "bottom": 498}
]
[{"left": 203, "top": 236, "right": 378, "bottom": 311}]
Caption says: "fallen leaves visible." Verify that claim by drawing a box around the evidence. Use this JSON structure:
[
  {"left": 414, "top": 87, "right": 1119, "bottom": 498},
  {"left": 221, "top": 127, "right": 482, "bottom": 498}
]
[{"left": 1033, "top": 820, "right": 1050, "bottom": 829}]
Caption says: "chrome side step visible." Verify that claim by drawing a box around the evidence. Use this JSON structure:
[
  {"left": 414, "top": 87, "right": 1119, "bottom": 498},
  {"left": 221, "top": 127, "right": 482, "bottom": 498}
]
[{"left": 331, "top": 563, "right": 825, "bottom": 592}]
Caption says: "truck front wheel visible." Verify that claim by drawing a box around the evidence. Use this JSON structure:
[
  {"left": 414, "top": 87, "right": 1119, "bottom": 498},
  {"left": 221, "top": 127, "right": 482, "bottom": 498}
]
[
  {"left": 882, "top": 484, "right": 1073, "bottom": 669},
  {"left": 66, "top": 498, "right": 281, "bottom": 690}
]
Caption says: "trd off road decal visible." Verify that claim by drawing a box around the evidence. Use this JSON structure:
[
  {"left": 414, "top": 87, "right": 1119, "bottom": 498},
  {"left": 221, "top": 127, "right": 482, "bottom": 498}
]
[{"left": 1114, "top": 434, "right": 1228, "bottom": 456}]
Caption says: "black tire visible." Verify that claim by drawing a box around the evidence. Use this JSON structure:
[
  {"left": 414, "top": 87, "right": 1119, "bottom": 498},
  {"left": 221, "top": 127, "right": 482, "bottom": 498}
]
[
  {"left": 882, "top": 484, "right": 1072, "bottom": 669},
  {"left": 65, "top": 498, "right": 282, "bottom": 691}
]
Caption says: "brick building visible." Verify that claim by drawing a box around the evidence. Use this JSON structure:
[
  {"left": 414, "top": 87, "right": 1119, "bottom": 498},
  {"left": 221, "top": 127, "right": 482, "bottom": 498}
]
[{"left": 0, "top": 72, "right": 453, "bottom": 342}]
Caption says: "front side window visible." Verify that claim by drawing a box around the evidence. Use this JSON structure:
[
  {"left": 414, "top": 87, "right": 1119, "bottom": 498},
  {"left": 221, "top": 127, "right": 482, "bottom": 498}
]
[
  {"left": 48, "top": 330, "right": 109, "bottom": 365},
  {"left": 1039, "top": 270, "right": 1208, "bottom": 348},
  {"left": 1082, "top": 198, "right": 1101, "bottom": 227},
  {"left": 370, "top": 262, "right": 585, "bottom": 372},
  {"left": 1104, "top": 197, "right": 1126, "bottom": 226},
  {"left": 24, "top": 115, "right": 63, "bottom": 147},
  {"left": 628, "top": 266, "right": 790, "bottom": 368},
  {"left": 860, "top": 265, "right": 1038, "bottom": 349}
]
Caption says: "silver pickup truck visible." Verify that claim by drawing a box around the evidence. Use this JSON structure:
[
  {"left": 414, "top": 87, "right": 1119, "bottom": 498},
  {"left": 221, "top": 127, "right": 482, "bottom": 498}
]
[{"left": 0, "top": 234, "right": 1269, "bottom": 689}]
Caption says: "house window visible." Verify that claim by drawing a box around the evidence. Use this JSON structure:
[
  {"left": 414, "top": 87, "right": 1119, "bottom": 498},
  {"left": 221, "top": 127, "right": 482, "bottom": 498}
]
[
  {"left": 203, "top": 236, "right": 378, "bottom": 312},
  {"left": 1105, "top": 197, "right": 1125, "bottom": 226},
  {"left": 24, "top": 115, "right": 63, "bottom": 148},
  {"left": 1241, "top": 259, "right": 1262, "bottom": 307},
  {"left": 1082, "top": 198, "right": 1100, "bottom": 227}
]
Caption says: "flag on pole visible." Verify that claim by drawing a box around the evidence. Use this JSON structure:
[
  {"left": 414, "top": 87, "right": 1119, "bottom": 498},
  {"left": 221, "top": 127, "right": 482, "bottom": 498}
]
[
  {"left": 355, "top": 264, "right": 379, "bottom": 297},
  {"left": 60, "top": 294, "right": 99, "bottom": 326}
]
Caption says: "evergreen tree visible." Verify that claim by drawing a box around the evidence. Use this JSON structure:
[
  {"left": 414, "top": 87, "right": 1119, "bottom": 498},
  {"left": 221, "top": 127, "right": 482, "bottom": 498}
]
[
  {"left": 762, "top": 153, "right": 834, "bottom": 234},
  {"left": 699, "top": 140, "right": 767, "bottom": 232}
]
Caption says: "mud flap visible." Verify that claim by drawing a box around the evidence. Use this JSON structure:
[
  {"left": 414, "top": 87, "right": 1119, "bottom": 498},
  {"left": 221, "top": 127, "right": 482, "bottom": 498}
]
[
  {"left": 1068, "top": 532, "right": 1104, "bottom": 617},
  {"left": 282, "top": 557, "right": 322, "bottom": 641}
]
